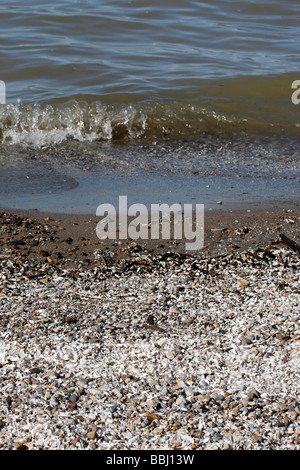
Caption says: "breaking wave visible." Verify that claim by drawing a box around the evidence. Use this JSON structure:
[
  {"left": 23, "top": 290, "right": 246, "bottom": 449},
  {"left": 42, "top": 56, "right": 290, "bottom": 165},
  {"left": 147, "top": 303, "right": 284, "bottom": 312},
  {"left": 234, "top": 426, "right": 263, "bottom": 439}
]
[{"left": 0, "top": 98, "right": 299, "bottom": 148}]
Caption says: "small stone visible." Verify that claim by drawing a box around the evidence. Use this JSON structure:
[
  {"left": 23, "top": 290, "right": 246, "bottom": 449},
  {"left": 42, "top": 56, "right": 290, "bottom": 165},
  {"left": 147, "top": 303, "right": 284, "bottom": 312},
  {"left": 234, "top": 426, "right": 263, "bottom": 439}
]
[
  {"left": 30, "top": 367, "right": 43, "bottom": 374},
  {"left": 283, "top": 415, "right": 289, "bottom": 427},
  {"left": 153, "top": 427, "right": 163, "bottom": 434},
  {"left": 67, "top": 402, "right": 76, "bottom": 412},
  {"left": 236, "top": 279, "right": 249, "bottom": 288},
  {"left": 87, "top": 431, "right": 97, "bottom": 440},
  {"left": 176, "top": 395, "right": 186, "bottom": 406},
  {"left": 69, "top": 393, "right": 78, "bottom": 403},
  {"left": 70, "top": 437, "right": 80, "bottom": 446},
  {"left": 145, "top": 411, "right": 160, "bottom": 422},
  {"left": 166, "top": 352, "right": 175, "bottom": 360},
  {"left": 64, "top": 316, "right": 77, "bottom": 323},
  {"left": 175, "top": 380, "right": 186, "bottom": 389}
]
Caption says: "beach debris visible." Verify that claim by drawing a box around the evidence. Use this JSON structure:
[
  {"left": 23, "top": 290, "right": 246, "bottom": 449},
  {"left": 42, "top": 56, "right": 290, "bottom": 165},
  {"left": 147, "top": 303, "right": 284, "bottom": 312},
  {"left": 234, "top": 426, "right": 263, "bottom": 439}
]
[
  {"left": 280, "top": 233, "right": 300, "bottom": 253},
  {"left": 211, "top": 227, "right": 229, "bottom": 232}
]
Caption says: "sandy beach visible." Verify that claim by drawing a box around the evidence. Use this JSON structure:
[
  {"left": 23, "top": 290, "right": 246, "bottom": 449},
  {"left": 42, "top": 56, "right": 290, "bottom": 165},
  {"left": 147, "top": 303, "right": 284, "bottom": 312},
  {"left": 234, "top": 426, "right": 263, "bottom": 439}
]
[{"left": 0, "top": 206, "right": 299, "bottom": 450}]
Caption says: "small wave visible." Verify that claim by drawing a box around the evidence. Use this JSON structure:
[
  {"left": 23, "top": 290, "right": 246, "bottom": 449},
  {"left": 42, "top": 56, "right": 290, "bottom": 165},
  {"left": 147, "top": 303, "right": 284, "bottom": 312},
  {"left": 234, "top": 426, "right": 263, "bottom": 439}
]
[
  {"left": 0, "top": 100, "right": 147, "bottom": 147},
  {"left": 0, "top": 98, "right": 299, "bottom": 148}
]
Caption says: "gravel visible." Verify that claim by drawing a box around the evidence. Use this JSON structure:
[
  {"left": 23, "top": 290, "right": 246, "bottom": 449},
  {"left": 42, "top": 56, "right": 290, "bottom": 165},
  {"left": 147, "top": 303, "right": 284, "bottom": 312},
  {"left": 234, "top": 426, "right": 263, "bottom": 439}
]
[{"left": 0, "top": 234, "right": 299, "bottom": 450}]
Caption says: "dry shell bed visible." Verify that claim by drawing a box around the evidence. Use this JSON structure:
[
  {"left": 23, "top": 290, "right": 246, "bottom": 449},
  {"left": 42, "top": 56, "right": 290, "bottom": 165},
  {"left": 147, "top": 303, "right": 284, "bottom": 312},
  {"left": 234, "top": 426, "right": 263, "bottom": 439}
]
[{"left": 0, "top": 239, "right": 299, "bottom": 450}]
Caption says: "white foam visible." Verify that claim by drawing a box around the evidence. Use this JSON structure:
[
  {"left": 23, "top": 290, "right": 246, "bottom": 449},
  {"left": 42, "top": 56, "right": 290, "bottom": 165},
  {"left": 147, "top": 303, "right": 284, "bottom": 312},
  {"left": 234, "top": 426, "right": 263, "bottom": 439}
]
[{"left": 0, "top": 101, "right": 147, "bottom": 147}]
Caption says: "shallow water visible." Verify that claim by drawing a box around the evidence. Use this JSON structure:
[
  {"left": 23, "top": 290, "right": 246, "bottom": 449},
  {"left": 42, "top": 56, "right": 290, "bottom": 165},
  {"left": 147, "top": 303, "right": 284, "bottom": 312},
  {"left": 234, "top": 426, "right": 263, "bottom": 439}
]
[
  {"left": 1, "top": 0, "right": 300, "bottom": 145},
  {"left": 0, "top": 137, "right": 298, "bottom": 214},
  {"left": 0, "top": 1, "right": 299, "bottom": 213}
]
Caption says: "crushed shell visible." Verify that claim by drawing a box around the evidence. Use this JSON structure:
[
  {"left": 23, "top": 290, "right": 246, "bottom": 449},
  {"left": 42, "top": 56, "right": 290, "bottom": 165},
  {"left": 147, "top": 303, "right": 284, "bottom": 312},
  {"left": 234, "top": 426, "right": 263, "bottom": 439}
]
[{"left": 0, "top": 239, "right": 299, "bottom": 450}]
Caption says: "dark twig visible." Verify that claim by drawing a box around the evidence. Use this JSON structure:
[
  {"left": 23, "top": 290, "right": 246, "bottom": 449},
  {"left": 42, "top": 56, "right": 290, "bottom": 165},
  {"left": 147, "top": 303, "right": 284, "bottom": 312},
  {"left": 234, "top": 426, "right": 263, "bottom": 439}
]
[{"left": 279, "top": 234, "right": 300, "bottom": 253}]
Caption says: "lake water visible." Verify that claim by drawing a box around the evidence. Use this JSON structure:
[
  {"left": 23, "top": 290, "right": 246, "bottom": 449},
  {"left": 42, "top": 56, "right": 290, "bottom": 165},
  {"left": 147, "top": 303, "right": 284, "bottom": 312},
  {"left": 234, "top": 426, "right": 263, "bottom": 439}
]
[{"left": 0, "top": 0, "right": 299, "bottom": 213}]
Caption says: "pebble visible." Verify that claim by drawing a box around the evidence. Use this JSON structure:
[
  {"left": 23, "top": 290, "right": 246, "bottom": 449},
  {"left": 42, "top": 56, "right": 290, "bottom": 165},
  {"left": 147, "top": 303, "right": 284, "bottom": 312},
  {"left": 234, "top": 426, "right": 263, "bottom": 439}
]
[
  {"left": 69, "top": 393, "right": 78, "bottom": 403},
  {"left": 166, "top": 352, "right": 175, "bottom": 360}
]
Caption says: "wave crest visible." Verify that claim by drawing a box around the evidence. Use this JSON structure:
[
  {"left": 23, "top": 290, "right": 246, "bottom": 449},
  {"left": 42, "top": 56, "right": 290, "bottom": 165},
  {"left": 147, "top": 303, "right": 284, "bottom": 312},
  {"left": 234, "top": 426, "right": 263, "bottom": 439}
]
[
  {"left": 0, "top": 98, "right": 299, "bottom": 148},
  {"left": 0, "top": 100, "right": 147, "bottom": 147}
]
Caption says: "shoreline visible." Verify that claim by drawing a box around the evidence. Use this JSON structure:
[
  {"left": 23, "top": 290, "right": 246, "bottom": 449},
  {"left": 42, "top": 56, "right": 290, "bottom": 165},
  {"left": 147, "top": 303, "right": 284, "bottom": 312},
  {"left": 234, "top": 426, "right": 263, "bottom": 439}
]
[
  {"left": 0, "top": 134, "right": 299, "bottom": 217},
  {"left": 1, "top": 206, "right": 299, "bottom": 265}
]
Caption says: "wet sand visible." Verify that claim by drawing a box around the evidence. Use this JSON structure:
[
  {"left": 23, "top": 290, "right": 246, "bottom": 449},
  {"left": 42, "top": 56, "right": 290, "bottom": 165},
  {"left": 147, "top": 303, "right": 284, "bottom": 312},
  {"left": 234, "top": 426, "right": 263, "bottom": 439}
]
[
  {"left": 1, "top": 206, "right": 299, "bottom": 268},
  {"left": 0, "top": 136, "right": 299, "bottom": 217},
  {"left": 0, "top": 139, "right": 299, "bottom": 289}
]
